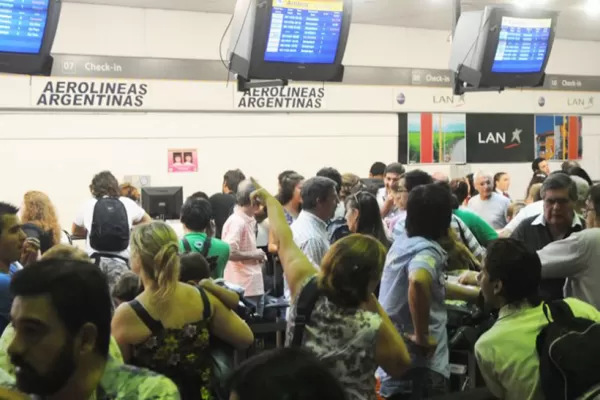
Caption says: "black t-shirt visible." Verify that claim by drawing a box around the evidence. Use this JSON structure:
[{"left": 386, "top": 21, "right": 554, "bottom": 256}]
[{"left": 209, "top": 193, "right": 236, "bottom": 239}]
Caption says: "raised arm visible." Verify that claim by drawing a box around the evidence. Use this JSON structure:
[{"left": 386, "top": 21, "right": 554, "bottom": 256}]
[{"left": 251, "top": 179, "right": 318, "bottom": 299}]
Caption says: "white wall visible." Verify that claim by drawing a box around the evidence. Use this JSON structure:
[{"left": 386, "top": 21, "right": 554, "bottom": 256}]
[{"left": 1, "top": 3, "right": 599, "bottom": 230}]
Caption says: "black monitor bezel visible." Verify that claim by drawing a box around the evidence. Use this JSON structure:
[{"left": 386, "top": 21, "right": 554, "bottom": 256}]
[
  {"left": 141, "top": 186, "right": 184, "bottom": 221},
  {"left": 0, "top": 0, "right": 62, "bottom": 76},
  {"left": 246, "top": 0, "right": 352, "bottom": 82},
  {"left": 479, "top": 7, "right": 558, "bottom": 88}
]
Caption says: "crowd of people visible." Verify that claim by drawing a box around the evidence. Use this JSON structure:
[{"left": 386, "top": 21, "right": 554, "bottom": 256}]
[{"left": 0, "top": 156, "right": 598, "bottom": 400}]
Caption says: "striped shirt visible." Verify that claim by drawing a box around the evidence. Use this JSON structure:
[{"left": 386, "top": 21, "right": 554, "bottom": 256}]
[
  {"left": 392, "top": 214, "right": 485, "bottom": 261},
  {"left": 286, "top": 211, "right": 329, "bottom": 300},
  {"left": 291, "top": 210, "right": 330, "bottom": 268}
]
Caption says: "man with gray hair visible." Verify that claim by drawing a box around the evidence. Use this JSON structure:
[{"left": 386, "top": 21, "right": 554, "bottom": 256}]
[
  {"left": 467, "top": 171, "right": 510, "bottom": 230},
  {"left": 222, "top": 179, "right": 266, "bottom": 303},
  {"left": 511, "top": 173, "right": 585, "bottom": 301},
  {"left": 287, "top": 176, "right": 339, "bottom": 299}
]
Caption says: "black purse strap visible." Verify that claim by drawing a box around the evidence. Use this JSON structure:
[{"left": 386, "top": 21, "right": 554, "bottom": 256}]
[
  {"left": 182, "top": 238, "right": 192, "bottom": 253},
  {"left": 292, "top": 276, "right": 320, "bottom": 348},
  {"left": 202, "top": 237, "right": 212, "bottom": 258}
]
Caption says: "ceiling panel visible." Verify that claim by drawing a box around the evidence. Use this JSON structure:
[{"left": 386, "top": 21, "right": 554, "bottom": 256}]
[{"left": 65, "top": 0, "right": 600, "bottom": 41}]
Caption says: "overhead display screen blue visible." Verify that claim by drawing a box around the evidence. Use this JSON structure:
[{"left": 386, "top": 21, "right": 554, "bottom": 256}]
[
  {"left": 264, "top": 0, "right": 343, "bottom": 64},
  {"left": 0, "top": 0, "right": 49, "bottom": 54},
  {"left": 492, "top": 16, "right": 552, "bottom": 74}
]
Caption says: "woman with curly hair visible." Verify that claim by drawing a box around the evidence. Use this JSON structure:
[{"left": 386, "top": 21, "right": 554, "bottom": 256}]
[{"left": 20, "top": 191, "right": 62, "bottom": 254}]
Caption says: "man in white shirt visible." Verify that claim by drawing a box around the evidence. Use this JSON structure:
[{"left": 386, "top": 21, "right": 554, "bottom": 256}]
[
  {"left": 72, "top": 171, "right": 151, "bottom": 259},
  {"left": 467, "top": 171, "right": 510, "bottom": 230}
]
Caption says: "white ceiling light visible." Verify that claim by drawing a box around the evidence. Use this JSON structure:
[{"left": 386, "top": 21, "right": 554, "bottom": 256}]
[{"left": 584, "top": 0, "right": 600, "bottom": 16}]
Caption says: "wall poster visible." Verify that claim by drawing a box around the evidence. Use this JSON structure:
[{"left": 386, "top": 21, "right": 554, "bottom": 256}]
[{"left": 168, "top": 149, "right": 198, "bottom": 173}]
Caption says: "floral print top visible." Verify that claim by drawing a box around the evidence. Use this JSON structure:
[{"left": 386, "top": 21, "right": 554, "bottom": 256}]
[
  {"left": 0, "top": 358, "right": 181, "bottom": 400},
  {"left": 128, "top": 299, "right": 212, "bottom": 400},
  {"left": 286, "top": 277, "right": 383, "bottom": 400}
]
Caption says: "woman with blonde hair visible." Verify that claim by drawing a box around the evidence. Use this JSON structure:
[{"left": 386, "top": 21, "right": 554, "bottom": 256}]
[
  {"left": 20, "top": 191, "right": 62, "bottom": 254},
  {"left": 111, "top": 221, "right": 253, "bottom": 399},
  {"left": 251, "top": 179, "right": 410, "bottom": 400}
]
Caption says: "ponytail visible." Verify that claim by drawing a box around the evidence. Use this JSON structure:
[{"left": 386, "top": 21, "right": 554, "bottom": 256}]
[
  {"left": 152, "top": 242, "right": 180, "bottom": 303},
  {"left": 130, "top": 221, "right": 181, "bottom": 304}
]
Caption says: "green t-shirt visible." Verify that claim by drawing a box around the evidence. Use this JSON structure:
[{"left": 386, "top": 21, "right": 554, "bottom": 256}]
[
  {"left": 453, "top": 208, "right": 498, "bottom": 247},
  {"left": 179, "top": 232, "right": 230, "bottom": 279}
]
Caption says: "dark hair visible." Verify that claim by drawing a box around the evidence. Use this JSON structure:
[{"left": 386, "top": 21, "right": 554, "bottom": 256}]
[
  {"left": 184, "top": 152, "right": 193, "bottom": 160},
  {"left": 228, "top": 347, "right": 347, "bottom": 400},
  {"left": 493, "top": 172, "right": 507, "bottom": 191},
  {"left": 112, "top": 272, "right": 142, "bottom": 303},
  {"left": 345, "top": 192, "right": 390, "bottom": 248},
  {"left": 566, "top": 166, "right": 593, "bottom": 187},
  {"left": 404, "top": 169, "right": 433, "bottom": 193},
  {"left": 0, "top": 202, "right": 19, "bottom": 234},
  {"left": 532, "top": 157, "right": 546, "bottom": 173},
  {"left": 485, "top": 239, "right": 542, "bottom": 307},
  {"left": 369, "top": 162, "right": 386, "bottom": 176},
  {"left": 590, "top": 184, "right": 600, "bottom": 214},
  {"left": 179, "top": 253, "right": 211, "bottom": 283},
  {"left": 279, "top": 173, "right": 304, "bottom": 205},
  {"left": 180, "top": 198, "right": 212, "bottom": 232},
  {"left": 405, "top": 184, "right": 452, "bottom": 241},
  {"left": 466, "top": 173, "right": 478, "bottom": 197},
  {"left": 223, "top": 169, "right": 246, "bottom": 194},
  {"left": 316, "top": 167, "right": 342, "bottom": 194},
  {"left": 450, "top": 179, "right": 469, "bottom": 205},
  {"left": 541, "top": 173, "right": 577, "bottom": 201},
  {"left": 525, "top": 173, "right": 548, "bottom": 199},
  {"left": 384, "top": 162, "right": 405, "bottom": 176},
  {"left": 90, "top": 171, "right": 119, "bottom": 198},
  {"left": 10, "top": 259, "right": 112, "bottom": 357},
  {"left": 189, "top": 191, "right": 209, "bottom": 201},
  {"left": 362, "top": 182, "right": 380, "bottom": 197},
  {"left": 561, "top": 160, "right": 580, "bottom": 171},
  {"left": 173, "top": 153, "right": 182, "bottom": 162},
  {"left": 278, "top": 170, "right": 297, "bottom": 186},
  {"left": 301, "top": 176, "right": 337, "bottom": 211}
]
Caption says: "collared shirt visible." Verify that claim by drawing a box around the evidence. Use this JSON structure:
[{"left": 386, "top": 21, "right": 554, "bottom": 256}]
[
  {"left": 511, "top": 213, "right": 584, "bottom": 301},
  {"left": 0, "top": 263, "right": 21, "bottom": 335},
  {"left": 291, "top": 210, "right": 330, "bottom": 268},
  {"left": 503, "top": 200, "right": 543, "bottom": 234},
  {"left": 288, "top": 211, "right": 330, "bottom": 301},
  {"left": 537, "top": 228, "right": 600, "bottom": 309},
  {"left": 222, "top": 206, "right": 264, "bottom": 297},
  {"left": 475, "top": 299, "right": 600, "bottom": 400}
]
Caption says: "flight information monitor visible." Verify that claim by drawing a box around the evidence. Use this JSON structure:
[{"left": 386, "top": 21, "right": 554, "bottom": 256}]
[
  {"left": 0, "top": 0, "right": 50, "bottom": 54},
  {"left": 264, "top": 0, "right": 343, "bottom": 64},
  {"left": 491, "top": 16, "right": 552, "bottom": 74}
]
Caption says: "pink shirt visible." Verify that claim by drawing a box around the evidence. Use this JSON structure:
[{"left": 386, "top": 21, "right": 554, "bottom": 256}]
[{"left": 222, "top": 206, "right": 264, "bottom": 297}]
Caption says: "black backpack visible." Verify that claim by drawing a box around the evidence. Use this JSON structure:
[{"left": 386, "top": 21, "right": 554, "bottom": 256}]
[
  {"left": 536, "top": 300, "right": 600, "bottom": 400},
  {"left": 89, "top": 198, "right": 130, "bottom": 252},
  {"left": 182, "top": 236, "right": 220, "bottom": 276}
]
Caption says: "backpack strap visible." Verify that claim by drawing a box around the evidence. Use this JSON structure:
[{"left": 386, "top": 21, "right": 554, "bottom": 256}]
[
  {"left": 181, "top": 238, "right": 192, "bottom": 253},
  {"left": 291, "top": 276, "right": 321, "bottom": 348},
  {"left": 201, "top": 237, "right": 212, "bottom": 258},
  {"left": 543, "top": 300, "right": 575, "bottom": 324},
  {"left": 129, "top": 300, "right": 163, "bottom": 334},
  {"left": 197, "top": 286, "right": 212, "bottom": 320},
  {"left": 90, "top": 252, "right": 129, "bottom": 266}
]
